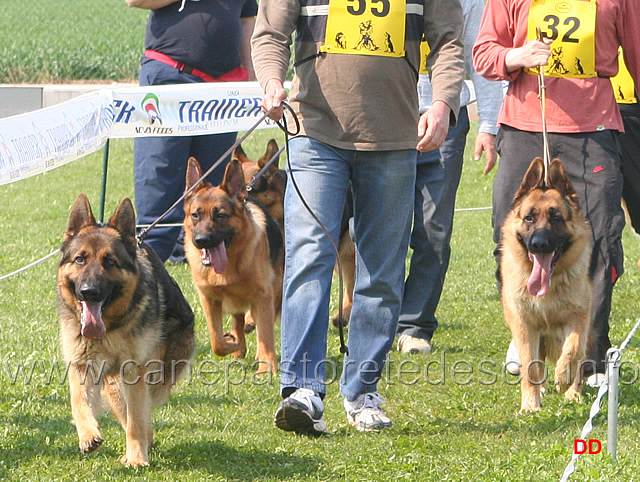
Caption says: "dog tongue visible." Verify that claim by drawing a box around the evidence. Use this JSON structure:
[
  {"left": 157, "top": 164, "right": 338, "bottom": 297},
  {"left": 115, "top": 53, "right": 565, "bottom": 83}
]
[
  {"left": 527, "top": 252, "right": 554, "bottom": 297},
  {"left": 80, "top": 301, "right": 106, "bottom": 339},
  {"left": 204, "top": 242, "right": 228, "bottom": 274}
]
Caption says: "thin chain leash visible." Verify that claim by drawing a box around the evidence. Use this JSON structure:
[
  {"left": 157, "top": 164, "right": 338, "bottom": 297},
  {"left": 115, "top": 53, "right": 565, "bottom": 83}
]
[
  {"left": 536, "top": 26, "right": 552, "bottom": 185},
  {"left": 136, "top": 108, "right": 276, "bottom": 246}
]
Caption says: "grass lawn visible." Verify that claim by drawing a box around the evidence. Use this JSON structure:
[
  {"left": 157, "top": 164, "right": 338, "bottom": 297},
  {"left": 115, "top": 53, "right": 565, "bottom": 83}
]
[
  {"left": 1, "top": 126, "right": 640, "bottom": 481},
  {"left": 2, "top": 0, "right": 640, "bottom": 478}
]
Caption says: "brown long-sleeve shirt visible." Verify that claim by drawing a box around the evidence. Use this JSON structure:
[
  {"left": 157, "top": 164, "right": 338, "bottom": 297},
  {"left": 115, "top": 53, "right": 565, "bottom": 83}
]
[{"left": 251, "top": 0, "right": 465, "bottom": 151}]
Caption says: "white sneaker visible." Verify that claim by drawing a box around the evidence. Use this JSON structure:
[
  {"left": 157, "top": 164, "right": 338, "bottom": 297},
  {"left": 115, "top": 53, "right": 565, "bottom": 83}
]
[
  {"left": 505, "top": 339, "right": 521, "bottom": 376},
  {"left": 397, "top": 334, "right": 432, "bottom": 354},
  {"left": 274, "top": 388, "right": 327, "bottom": 436},
  {"left": 344, "top": 392, "right": 392, "bottom": 431},
  {"left": 585, "top": 373, "right": 606, "bottom": 388}
]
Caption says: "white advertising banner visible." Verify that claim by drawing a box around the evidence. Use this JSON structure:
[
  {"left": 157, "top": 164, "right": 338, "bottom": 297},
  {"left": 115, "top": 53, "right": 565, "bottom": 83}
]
[
  {"left": 0, "top": 82, "right": 277, "bottom": 186},
  {"left": 109, "top": 82, "right": 271, "bottom": 138},
  {"left": 0, "top": 90, "right": 113, "bottom": 185}
]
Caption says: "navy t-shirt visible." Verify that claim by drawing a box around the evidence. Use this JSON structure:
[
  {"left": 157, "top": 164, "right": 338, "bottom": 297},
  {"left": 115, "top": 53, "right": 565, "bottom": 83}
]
[{"left": 144, "top": 0, "right": 258, "bottom": 77}]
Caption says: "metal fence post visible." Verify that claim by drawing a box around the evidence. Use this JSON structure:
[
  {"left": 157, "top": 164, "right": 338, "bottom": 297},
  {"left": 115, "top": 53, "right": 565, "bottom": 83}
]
[
  {"left": 98, "top": 139, "right": 110, "bottom": 223},
  {"left": 607, "top": 347, "right": 622, "bottom": 461}
]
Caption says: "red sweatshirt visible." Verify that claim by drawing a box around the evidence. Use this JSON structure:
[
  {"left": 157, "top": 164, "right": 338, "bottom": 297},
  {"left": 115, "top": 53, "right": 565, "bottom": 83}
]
[{"left": 473, "top": 0, "right": 640, "bottom": 133}]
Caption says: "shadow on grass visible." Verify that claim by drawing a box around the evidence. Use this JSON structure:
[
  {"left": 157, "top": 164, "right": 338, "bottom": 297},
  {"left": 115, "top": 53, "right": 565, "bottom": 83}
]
[
  {"left": 0, "top": 409, "right": 121, "bottom": 477},
  {"left": 162, "top": 440, "right": 321, "bottom": 478}
]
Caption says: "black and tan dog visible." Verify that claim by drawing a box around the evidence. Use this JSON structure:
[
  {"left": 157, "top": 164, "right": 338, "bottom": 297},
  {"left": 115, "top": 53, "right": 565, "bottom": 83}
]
[
  {"left": 235, "top": 138, "right": 355, "bottom": 330},
  {"left": 235, "top": 139, "right": 286, "bottom": 334},
  {"left": 500, "top": 157, "right": 592, "bottom": 412},
  {"left": 183, "top": 157, "right": 282, "bottom": 374},
  {"left": 56, "top": 194, "right": 195, "bottom": 467},
  {"left": 236, "top": 138, "right": 286, "bottom": 233}
]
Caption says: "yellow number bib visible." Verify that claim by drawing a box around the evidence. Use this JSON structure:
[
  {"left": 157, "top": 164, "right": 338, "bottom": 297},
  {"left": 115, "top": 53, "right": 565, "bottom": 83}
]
[
  {"left": 320, "top": 0, "right": 406, "bottom": 58},
  {"left": 526, "top": 0, "right": 597, "bottom": 78},
  {"left": 419, "top": 37, "right": 430, "bottom": 74},
  {"left": 611, "top": 48, "right": 637, "bottom": 104}
]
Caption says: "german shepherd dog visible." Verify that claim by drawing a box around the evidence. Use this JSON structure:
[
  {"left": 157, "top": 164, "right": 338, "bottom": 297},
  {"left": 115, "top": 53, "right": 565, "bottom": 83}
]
[
  {"left": 500, "top": 157, "right": 592, "bottom": 412},
  {"left": 332, "top": 193, "right": 356, "bottom": 328},
  {"left": 56, "top": 194, "right": 195, "bottom": 467},
  {"left": 183, "top": 157, "right": 283, "bottom": 374},
  {"left": 236, "top": 138, "right": 286, "bottom": 233},
  {"left": 235, "top": 138, "right": 355, "bottom": 329},
  {"left": 236, "top": 139, "right": 286, "bottom": 334}
]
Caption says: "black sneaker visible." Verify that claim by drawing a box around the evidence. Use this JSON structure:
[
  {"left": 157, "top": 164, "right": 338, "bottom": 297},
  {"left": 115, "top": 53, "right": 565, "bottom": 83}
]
[{"left": 274, "top": 388, "right": 327, "bottom": 436}]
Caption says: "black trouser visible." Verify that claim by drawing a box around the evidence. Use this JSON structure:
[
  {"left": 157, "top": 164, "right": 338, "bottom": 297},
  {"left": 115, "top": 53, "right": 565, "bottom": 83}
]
[
  {"left": 618, "top": 104, "right": 640, "bottom": 234},
  {"left": 493, "top": 126, "right": 625, "bottom": 374}
]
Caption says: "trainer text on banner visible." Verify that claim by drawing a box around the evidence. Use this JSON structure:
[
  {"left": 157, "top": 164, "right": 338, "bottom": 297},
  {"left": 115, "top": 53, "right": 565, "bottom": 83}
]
[
  {"left": 0, "top": 82, "right": 281, "bottom": 186},
  {"left": 109, "top": 82, "right": 266, "bottom": 138}
]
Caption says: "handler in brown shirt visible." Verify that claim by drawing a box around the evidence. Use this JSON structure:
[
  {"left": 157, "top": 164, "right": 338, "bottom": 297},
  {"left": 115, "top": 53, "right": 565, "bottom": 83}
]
[{"left": 252, "top": 0, "right": 464, "bottom": 434}]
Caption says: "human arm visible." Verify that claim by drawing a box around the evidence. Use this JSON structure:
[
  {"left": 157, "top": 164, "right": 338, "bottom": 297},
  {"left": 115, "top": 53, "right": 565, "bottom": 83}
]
[
  {"left": 241, "top": 16, "right": 256, "bottom": 81},
  {"left": 620, "top": 0, "right": 640, "bottom": 89},
  {"left": 465, "top": 0, "right": 502, "bottom": 173},
  {"left": 261, "top": 78, "right": 288, "bottom": 121},
  {"left": 251, "top": 0, "right": 298, "bottom": 120},
  {"left": 416, "top": 101, "right": 450, "bottom": 152},
  {"left": 419, "top": 0, "right": 464, "bottom": 150},
  {"left": 125, "top": 0, "right": 177, "bottom": 9},
  {"left": 504, "top": 37, "right": 552, "bottom": 73},
  {"left": 473, "top": 0, "right": 551, "bottom": 81}
]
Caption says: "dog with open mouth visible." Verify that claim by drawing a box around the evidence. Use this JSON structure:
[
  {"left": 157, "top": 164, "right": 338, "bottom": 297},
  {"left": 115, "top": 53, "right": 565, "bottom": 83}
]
[
  {"left": 56, "top": 194, "right": 195, "bottom": 467},
  {"left": 183, "top": 157, "right": 282, "bottom": 374},
  {"left": 499, "top": 157, "right": 592, "bottom": 412}
]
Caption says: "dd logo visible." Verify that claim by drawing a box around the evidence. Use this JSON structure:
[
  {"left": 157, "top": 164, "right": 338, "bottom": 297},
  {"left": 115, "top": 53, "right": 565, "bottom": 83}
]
[{"left": 574, "top": 439, "right": 602, "bottom": 454}]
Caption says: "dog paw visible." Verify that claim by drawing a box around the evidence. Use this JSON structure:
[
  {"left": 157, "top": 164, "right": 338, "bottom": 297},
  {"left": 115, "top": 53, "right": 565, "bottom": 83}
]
[
  {"left": 564, "top": 386, "right": 582, "bottom": 403},
  {"left": 519, "top": 404, "right": 542, "bottom": 413},
  {"left": 120, "top": 453, "right": 150, "bottom": 468},
  {"left": 254, "top": 356, "right": 278, "bottom": 375},
  {"left": 332, "top": 316, "right": 349, "bottom": 328},
  {"left": 223, "top": 332, "right": 237, "bottom": 343},
  {"left": 79, "top": 432, "right": 103, "bottom": 453},
  {"left": 232, "top": 347, "right": 247, "bottom": 359}
]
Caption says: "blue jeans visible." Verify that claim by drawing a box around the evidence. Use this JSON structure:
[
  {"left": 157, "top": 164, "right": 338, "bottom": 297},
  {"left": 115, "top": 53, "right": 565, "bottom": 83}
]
[
  {"left": 279, "top": 136, "right": 416, "bottom": 401},
  {"left": 134, "top": 58, "right": 236, "bottom": 261},
  {"left": 397, "top": 107, "right": 470, "bottom": 342}
]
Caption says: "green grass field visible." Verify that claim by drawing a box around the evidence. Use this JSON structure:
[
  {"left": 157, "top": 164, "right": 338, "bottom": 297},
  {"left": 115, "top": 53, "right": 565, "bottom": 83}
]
[
  {"left": 0, "top": 1, "right": 146, "bottom": 83},
  {"left": 2, "top": 128, "right": 640, "bottom": 480},
  {"left": 2, "top": 0, "right": 640, "bottom": 480}
]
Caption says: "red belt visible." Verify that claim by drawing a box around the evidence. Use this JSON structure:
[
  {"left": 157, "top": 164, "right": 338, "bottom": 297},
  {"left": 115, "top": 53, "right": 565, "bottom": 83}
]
[{"left": 144, "top": 49, "right": 248, "bottom": 82}]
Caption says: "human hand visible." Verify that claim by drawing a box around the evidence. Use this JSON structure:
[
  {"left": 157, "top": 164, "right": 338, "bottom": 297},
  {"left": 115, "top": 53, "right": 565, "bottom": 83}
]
[
  {"left": 504, "top": 37, "right": 552, "bottom": 73},
  {"left": 474, "top": 132, "right": 497, "bottom": 174},
  {"left": 262, "top": 78, "right": 288, "bottom": 121},
  {"left": 416, "top": 101, "right": 450, "bottom": 152}
]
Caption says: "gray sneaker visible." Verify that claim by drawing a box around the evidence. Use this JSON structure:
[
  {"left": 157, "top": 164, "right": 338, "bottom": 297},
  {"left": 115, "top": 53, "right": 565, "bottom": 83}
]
[
  {"left": 344, "top": 392, "right": 392, "bottom": 431},
  {"left": 274, "top": 388, "right": 327, "bottom": 436},
  {"left": 397, "top": 334, "right": 432, "bottom": 354}
]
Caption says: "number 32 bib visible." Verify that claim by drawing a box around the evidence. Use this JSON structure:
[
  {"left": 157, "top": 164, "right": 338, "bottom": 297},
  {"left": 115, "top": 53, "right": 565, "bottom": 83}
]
[{"left": 526, "top": 0, "right": 597, "bottom": 78}]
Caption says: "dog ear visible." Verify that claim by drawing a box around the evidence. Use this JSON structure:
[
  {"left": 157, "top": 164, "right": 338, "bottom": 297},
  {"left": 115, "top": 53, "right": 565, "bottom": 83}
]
[
  {"left": 221, "top": 158, "right": 247, "bottom": 201},
  {"left": 233, "top": 144, "right": 251, "bottom": 163},
  {"left": 65, "top": 193, "right": 96, "bottom": 241},
  {"left": 514, "top": 157, "right": 545, "bottom": 201},
  {"left": 185, "top": 157, "right": 207, "bottom": 194},
  {"left": 549, "top": 158, "right": 580, "bottom": 207},
  {"left": 108, "top": 198, "right": 137, "bottom": 244},
  {"left": 258, "top": 139, "right": 280, "bottom": 171}
]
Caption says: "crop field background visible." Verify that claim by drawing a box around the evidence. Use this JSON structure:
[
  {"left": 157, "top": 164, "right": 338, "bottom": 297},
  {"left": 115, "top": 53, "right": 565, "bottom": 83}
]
[{"left": 1, "top": 1, "right": 640, "bottom": 480}]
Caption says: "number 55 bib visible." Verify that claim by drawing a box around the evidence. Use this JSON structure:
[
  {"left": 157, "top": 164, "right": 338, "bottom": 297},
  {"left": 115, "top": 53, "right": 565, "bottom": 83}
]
[
  {"left": 320, "top": 0, "right": 406, "bottom": 58},
  {"left": 526, "top": 0, "right": 597, "bottom": 78}
]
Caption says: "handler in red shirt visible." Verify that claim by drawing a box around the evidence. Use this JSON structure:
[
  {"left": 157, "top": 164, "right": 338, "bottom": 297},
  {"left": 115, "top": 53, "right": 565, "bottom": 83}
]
[{"left": 473, "top": 0, "right": 640, "bottom": 383}]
